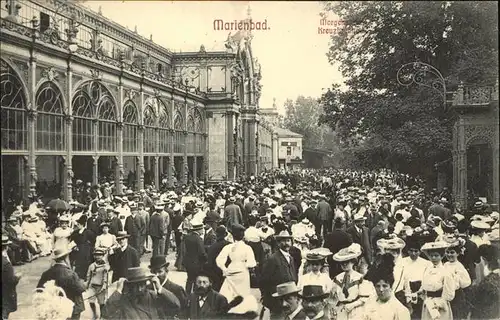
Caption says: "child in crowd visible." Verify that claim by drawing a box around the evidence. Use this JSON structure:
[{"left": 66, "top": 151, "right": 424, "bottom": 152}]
[{"left": 86, "top": 249, "right": 110, "bottom": 320}]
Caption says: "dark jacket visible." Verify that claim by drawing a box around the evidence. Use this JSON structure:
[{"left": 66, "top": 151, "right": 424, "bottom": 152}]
[
  {"left": 124, "top": 214, "right": 141, "bottom": 237},
  {"left": 468, "top": 272, "right": 500, "bottom": 319},
  {"left": 346, "top": 225, "right": 372, "bottom": 264},
  {"left": 109, "top": 216, "right": 123, "bottom": 236},
  {"left": 163, "top": 278, "right": 188, "bottom": 311},
  {"left": 204, "top": 228, "right": 217, "bottom": 251},
  {"left": 2, "top": 255, "right": 20, "bottom": 315},
  {"left": 187, "top": 290, "right": 228, "bottom": 320},
  {"left": 87, "top": 215, "right": 103, "bottom": 237},
  {"left": 316, "top": 200, "right": 333, "bottom": 221},
  {"left": 37, "top": 263, "right": 86, "bottom": 314},
  {"left": 149, "top": 212, "right": 164, "bottom": 239},
  {"left": 183, "top": 232, "right": 208, "bottom": 275},
  {"left": 205, "top": 239, "right": 230, "bottom": 291},
  {"left": 260, "top": 250, "right": 298, "bottom": 311},
  {"left": 70, "top": 228, "right": 95, "bottom": 280},
  {"left": 108, "top": 245, "right": 140, "bottom": 282}
]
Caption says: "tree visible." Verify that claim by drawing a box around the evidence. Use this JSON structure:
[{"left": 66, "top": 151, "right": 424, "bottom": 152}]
[{"left": 319, "top": 1, "right": 498, "bottom": 177}]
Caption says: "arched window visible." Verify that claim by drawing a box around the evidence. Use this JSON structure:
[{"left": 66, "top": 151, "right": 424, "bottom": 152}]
[
  {"left": 72, "top": 81, "right": 117, "bottom": 152},
  {"left": 143, "top": 103, "right": 157, "bottom": 153},
  {"left": 173, "top": 104, "right": 184, "bottom": 154},
  {"left": 193, "top": 108, "right": 204, "bottom": 154},
  {"left": 123, "top": 101, "right": 138, "bottom": 153},
  {"left": 36, "top": 82, "right": 65, "bottom": 150},
  {"left": 1, "top": 59, "right": 27, "bottom": 150},
  {"left": 158, "top": 99, "right": 170, "bottom": 154}
]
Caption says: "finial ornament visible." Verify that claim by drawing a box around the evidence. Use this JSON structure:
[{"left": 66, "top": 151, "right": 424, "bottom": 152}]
[{"left": 273, "top": 98, "right": 277, "bottom": 109}]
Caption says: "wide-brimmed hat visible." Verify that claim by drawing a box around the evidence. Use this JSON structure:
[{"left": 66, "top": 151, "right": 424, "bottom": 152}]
[
  {"left": 442, "top": 235, "right": 466, "bottom": 250},
  {"left": 353, "top": 213, "right": 366, "bottom": 221},
  {"left": 59, "top": 215, "right": 71, "bottom": 222},
  {"left": 301, "top": 218, "right": 310, "bottom": 224},
  {"left": 2, "top": 235, "right": 12, "bottom": 246},
  {"left": 333, "top": 243, "right": 362, "bottom": 262},
  {"left": 100, "top": 221, "right": 110, "bottom": 228},
  {"left": 378, "top": 237, "right": 406, "bottom": 250},
  {"left": 53, "top": 246, "right": 72, "bottom": 259},
  {"left": 275, "top": 230, "right": 293, "bottom": 239},
  {"left": 154, "top": 201, "right": 165, "bottom": 210},
  {"left": 272, "top": 281, "right": 300, "bottom": 297},
  {"left": 305, "top": 252, "right": 325, "bottom": 262},
  {"left": 149, "top": 255, "right": 170, "bottom": 270},
  {"left": 116, "top": 231, "right": 131, "bottom": 239},
  {"left": 471, "top": 220, "right": 491, "bottom": 230},
  {"left": 298, "top": 285, "right": 329, "bottom": 300},
  {"left": 126, "top": 267, "right": 154, "bottom": 283},
  {"left": 7, "top": 216, "right": 17, "bottom": 222},
  {"left": 421, "top": 241, "right": 449, "bottom": 256},
  {"left": 190, "top": 222, "right": 204, "bottom": 231}
]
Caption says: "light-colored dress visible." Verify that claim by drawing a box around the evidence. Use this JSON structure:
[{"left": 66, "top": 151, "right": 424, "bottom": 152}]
[
  {"left": 362, "top": 296, "right": 411, "bottom": 320},
  {"left": 333, "top": 270, "right": 375, "bottom": 320},
  {"left": 216, "top": 240, "right": 257, "bottom": 302},
  {"left": 35, "top": 219, "right": 52, "bottom": 255},
  {"left": 421, "top": 263, "right": 455, "bottom": 320},
  {"left": 52, "top": 226, "right": 73, "bottom": 248}
]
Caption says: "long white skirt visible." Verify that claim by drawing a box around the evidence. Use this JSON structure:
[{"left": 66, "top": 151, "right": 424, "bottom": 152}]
[{"left": 220, "top": 269, "right": 251, "bottom": 302}]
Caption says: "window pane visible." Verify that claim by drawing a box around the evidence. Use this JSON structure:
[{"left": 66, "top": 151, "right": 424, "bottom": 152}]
[{"left": 72, "top": 117, "right": 94, "bottom": 151}]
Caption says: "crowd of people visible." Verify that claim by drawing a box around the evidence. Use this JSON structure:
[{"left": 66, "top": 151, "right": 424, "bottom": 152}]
[{"left": 2, "top": 168, "right": 499, "bottom": 320}]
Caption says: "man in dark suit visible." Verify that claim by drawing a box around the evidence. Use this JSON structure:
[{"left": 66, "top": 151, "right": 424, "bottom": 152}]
[
  {"left": 260, "top": 230, "right": 298, "bottom": 316},
  {"left": 109, "top": 209, "right": 123, "bottom": 236},
  {"left": 2, "top": 236, "right": 21, "bottom": 320},
  {"left": 86, "top": 210, "right": 102, "bottom": 238},
  {"left": 316, "top": 195, "right": 333, "bottom": 239},
  {"left": 203, "top": 215, "right": 218, "bottom": 251},
  {"left": 149, "top": 255, "right": 188, "bottom": 316},
  {"left": 224, "top": 197, "right": 244, "bottom": 231},
  {"left": 186, "top": 270, "right": 228, "bottom": 320},
  {"left": 70, "top": 216, "right": 94, "bottom": 280},
  {"left": 183, "top": 222, "right": 208, "bottom": 294},
  {"left": 274, "top": 281, "right": 307, "bottom": 320},
  {"left": 346, "top": 213, "right": 372, "bottom": 267},
  {"left": 149, "top": 204, "right": 165, "bottom": 257},
  {"left": 325, "top": 217, "right": 353, "bottom": 278},
  {"left": 205, "top": 226, "right": 230, "bottom": 291},
  {"left": 38, "top": 245, "right": 86, "bottom": 319},
  {"left": 108, "top": 231, "right": 140, "bottom": 283},
  {"left": 124, "top": 203, "right": 143, "bottom": 251}
]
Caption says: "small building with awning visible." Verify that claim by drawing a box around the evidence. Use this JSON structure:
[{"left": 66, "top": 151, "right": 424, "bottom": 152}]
[{"left": 303, "top": 147, "right": 331, "bottom": 169}]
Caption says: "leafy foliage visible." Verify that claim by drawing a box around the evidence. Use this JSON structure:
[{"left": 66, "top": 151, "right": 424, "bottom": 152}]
[{"left": 319, "top": 1, "right": 498, "bottom": 176}]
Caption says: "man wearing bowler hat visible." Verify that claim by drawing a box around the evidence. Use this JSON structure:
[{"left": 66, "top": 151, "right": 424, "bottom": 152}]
[
  {"left": 108, "top": 231, "right": 140, "bottom": 283},
  {"left": 37, "top": 244, "right": 86, "bottom": 320},
  {"left": 149, "top": 255, "right": 188, "bottom": 311},
  {"left": 105, "top": 267, "right": 180, "bottom": 319},
  {"left": 183, "top": 221, "right": 208, "bottom": 294},
  {"left": 273, "top": 281, "right": 306, "bottom": 320},
  {"left": 299, "top": 285, "right": 329, "bottom": 320},
  {"left": 203, "top": 214, "right": 218, "bottom": 251}
]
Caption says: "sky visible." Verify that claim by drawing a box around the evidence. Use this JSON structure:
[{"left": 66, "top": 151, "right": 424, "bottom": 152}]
[{"left": 84, "top": 1, "right": 344, "bottom": 114}]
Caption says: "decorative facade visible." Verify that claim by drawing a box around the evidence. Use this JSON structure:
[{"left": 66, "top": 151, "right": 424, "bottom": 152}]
[
  {"left": 451, "top": 82, "right": 499, "bottom": 208},
  {"left": 0, "top": 0, "right": 273, "bottom": 204}
]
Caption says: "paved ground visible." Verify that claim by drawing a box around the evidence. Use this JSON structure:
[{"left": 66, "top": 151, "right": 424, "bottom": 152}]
[
  {"left": 9, "top": 250, "right": 264, "bottom": 319},
  {"left": 9, "top": 250, "right": 185, "bottom": 320}
]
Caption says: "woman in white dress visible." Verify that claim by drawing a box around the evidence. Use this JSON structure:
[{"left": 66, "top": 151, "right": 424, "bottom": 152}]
[
  {"left": 332, "top": 243, "right": 375, "bottom": 320},
  {"left": 95, "top": 222, "right": 118, "bottom": 262},
  {"left": 419, "top": 241, "right": 455, "bottom": 320},
  {"left": 216, "top": 223, "right": 257, "bottom": 302},
  {"left": 363, "top": 253, "right": 411, "bottom": 320}
]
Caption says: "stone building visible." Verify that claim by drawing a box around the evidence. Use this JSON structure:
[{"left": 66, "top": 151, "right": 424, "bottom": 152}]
[{"left": 0, "top": 0, "right": 274, "bottom": 204}]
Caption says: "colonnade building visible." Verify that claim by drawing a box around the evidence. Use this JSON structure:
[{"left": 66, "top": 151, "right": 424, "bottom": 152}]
[{"left": 1, "top": 0, "right": 276, "bottom": 203}]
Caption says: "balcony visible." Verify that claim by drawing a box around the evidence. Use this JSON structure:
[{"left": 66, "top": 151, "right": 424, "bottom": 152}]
[{"left": 452, "top": 82, "right": 499, "bottom": 110}]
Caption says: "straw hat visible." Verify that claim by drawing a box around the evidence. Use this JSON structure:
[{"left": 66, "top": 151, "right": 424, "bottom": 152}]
[
  {"left": 272, "top": 281, "right": 300, "bottom": 297},
  {"left": 353, "top": 213, "right": 367, "bottom": 221},
  {"left": 332, "top": 243, "right": 362, "bottom": 262},
  {"left": 125, "top": 267, "right": 154, "bottom": 283},
  {"left": 2, "top": 235, "right": 12, "bottom": 246},
  {"left": 116, "top": 231, "right": 131, "bottom": 239},
  {"left": 275, "top": 230, "right": 293, "bottom": 239},
  {"left": 305, "top": 252, "right": 325, "bottom": 262},
  {"left": 377, "top": 237, "right": 406, "bottom": 250},
  {"left": 93, "top": 248, "right": 106, "bottom": 256},
  {"left": 53, "top": 246, "right": 72, "bottom": 259},
  {"left": 59, "top": 215, "right": 71, "bottom": 222},
  {"left": 190, "top": 222, "right": 204, "bottom": 231},
  {"left": 471, "top": 220, "right": 491, "bottom": 230},
  {"left": 421, "top": 241, "right": 449, "bottom": 255}
]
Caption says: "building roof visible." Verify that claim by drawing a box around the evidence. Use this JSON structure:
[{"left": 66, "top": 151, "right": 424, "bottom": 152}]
[{"left": 274, "top": 127, "right": 303, "bottom": 138}]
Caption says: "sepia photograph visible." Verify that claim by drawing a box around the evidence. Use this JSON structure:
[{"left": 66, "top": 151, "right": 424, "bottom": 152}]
[{"left": 0, "top": 0, "right": 498, "bottom": 319}]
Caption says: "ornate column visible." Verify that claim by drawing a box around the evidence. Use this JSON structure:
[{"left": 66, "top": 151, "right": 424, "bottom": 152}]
[
  {"left": 137, "top": 125, "right": 145, "bottom": 190},
  {"left": 456, "top": 118, "right": 467, "bottom": 208},
  {"left": 182, "top": 131, "right": 188, "bottom": 184},
  {"left": 226, "top": 111, "right": 235, "bottom": 180},
  {"left": 234, "top": 113, "right": 239, "bottom": 179},
  {"left": 92, "top": 156, "right": 99, "bottom": 186},
  {"left": 255, "top": 122, "right": 260, "bottom": 175},
  {"left": 203, "top": 133, "right": 208, "bottom": 181},
  {"left": 64, "top": 57, "right": 74, "bottom": 201},
  {"left": 248, "top": 118, "right": 257, "bottom": 176},
  {"left": 115, "top": 121, "right": 124, "bottom": 194},
  {"left": 272, "top": 131, "right": 279, "bottom": 169},
  {"left": 169, "top": 129, "right": 175, "bottom": 187},
  {"left": 153, "top": 156, "right": 159, "bottom": 189},
  {"left": 193, "top": 156, "right": 198, "bottom": 183},
  {"left": 26, "top": 51, "right": 37, "bottom": 199}
]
